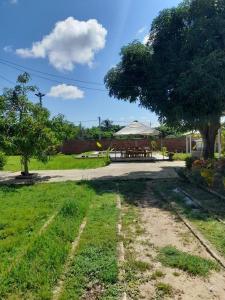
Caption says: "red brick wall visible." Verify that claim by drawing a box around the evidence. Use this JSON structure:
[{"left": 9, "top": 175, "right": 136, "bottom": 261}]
[{"left": 60, "top": 138, "right": 190, "bottom": 154}]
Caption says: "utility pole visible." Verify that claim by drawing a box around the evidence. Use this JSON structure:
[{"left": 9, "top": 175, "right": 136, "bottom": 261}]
[
  {"left": 35, "top": 92, "right": 45, "bottom": 107},
  {"left": 79, "top": 122, "right": 83, "bottom": 139},
  {"left": 98, "top": 116, "right": 101, "bottom": 140}
]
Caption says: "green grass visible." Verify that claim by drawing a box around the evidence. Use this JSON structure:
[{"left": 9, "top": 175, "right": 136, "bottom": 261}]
[
  {"left": 4, "top": 155, "right": 108, "bottom": 172},
  {"left": 0, "top": 183, "right": 72, "bottom": 277},
  {"left": 151, "top": 270, "right": 165, "bottom": 280},
  {"left": 60, "top": 188, "right": 119, "bottom": 300},
  {"left": 173, "top": 153, "right": 191, "bottom": 161},
  {"left": 158, "top": 246, "right": 219, "bottom": 276},
  {"left": 155, "top": 282, "right": 173, "bottom": 298},
  {"left": 0, "top": 182, "right": 93, "bottom": 299},
  {"left": 0, "top": 181, "right": 120, "bottom": 299}
]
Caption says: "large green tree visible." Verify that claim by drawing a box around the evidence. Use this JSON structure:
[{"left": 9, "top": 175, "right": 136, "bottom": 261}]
[
  {"left": 1, "top": 73, "right": 57, "bottom": 175},
  {"left": 105, "top": 0, "right": 225, "bottom": 159}
]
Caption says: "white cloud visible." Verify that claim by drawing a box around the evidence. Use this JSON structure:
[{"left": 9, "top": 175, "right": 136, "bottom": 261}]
[
  {"left": 143, "top": 35, "right": 149, "bottom": 45},
  {"left": 3, "top": 45, "right": 13, "bottom": 53},
  {"left": 137, "top": 26, "right": 147, "bottom": 35},
  {"left": 47, "top": 84, "right": 84, "bottom": 100},
  {"left": 16, "top": 17, "right": 107, "bottom": 71}
]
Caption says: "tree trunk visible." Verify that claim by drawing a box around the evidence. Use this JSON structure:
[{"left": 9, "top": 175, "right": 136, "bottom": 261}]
[
  {"left": 22, "top": 156, "right": 29, "bottom": 176},
  {"left": 199, "top": 119, "right": 220, "bottom": 160}
]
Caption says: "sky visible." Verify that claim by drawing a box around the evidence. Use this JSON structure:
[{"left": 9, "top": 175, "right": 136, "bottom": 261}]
[{"left": 0, "top": 0, "right": 181, "bottom": 128}]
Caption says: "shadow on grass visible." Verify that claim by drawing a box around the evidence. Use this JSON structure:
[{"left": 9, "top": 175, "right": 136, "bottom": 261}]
[{"left": 77, "top": 177, "right": 225, "bottom": 224}]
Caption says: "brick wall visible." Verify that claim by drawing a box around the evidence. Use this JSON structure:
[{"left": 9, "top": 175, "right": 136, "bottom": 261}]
[{"left": 60, "top": 137, "right": 190, "bottom": 154}]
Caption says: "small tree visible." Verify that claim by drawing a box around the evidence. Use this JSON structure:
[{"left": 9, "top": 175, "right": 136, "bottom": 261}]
[{"left": 1, "top": 73, "right": 57, "bottom": 175}]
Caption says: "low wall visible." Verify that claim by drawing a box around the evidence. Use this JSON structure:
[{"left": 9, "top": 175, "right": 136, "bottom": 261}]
[{"left": 60, "top": 138, "right": 190, "bottom": 154}]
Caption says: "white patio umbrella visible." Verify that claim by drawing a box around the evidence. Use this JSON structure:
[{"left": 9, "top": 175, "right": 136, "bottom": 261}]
[{"left": 114, "top": 121, "right": 160, "bottom": 137}]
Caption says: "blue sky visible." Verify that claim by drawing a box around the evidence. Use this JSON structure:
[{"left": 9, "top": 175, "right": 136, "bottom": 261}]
[{"left": 0, "top": 0, "right": 181, "bottom": 127}]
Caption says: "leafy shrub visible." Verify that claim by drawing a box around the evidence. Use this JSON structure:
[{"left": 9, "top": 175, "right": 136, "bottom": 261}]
[
  {"left": 168, "top": 152, "right": 174, "bottom": 161},
  {"left": 185, "top": 156, "right": 196, "bottom": 170},
  {"left": 200, "top": 168, "right": 214, "bottom": 187},
  {"left": 0, "top": 152, "right": 6, "bottom": 170},
  {"left": 173, "top": 153, "right": 191, "bottom": 161}
]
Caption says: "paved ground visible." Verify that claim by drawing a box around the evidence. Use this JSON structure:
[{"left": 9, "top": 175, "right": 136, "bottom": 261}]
[{"left": 0, "top": 161, "right": 184, "bottom": 184}]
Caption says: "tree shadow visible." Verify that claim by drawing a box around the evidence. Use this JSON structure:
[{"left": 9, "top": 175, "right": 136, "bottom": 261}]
[{"left": 77, "top": 177, "right": 224, "bottom": 223}]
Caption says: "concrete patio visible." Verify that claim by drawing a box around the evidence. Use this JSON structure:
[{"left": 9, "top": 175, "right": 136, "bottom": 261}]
[{"left": 0, "top": 161, "right": 185, "bottom": 184}]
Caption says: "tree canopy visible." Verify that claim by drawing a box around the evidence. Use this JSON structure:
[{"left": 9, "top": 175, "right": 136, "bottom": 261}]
[
  {"left": 0, "top": 73, "right": 57, "bottom": 175},
  {"left": 105, "top": 0, "right": 225, "bottom": 158}
]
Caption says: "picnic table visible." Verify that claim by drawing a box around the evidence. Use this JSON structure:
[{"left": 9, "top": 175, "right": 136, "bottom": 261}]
[{"left": 118, "top": 147, "right": 152, "bottom": 159}]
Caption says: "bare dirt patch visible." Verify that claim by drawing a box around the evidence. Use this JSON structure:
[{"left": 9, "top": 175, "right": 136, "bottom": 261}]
[{"left": 122, "top": 181, "right": 225, "bottom": 300}]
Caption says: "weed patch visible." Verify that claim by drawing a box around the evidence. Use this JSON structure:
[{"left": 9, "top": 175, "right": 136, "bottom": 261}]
[
  {"left": 155, "top": 282, "right": 173, "bottom": 298},
  {"left": 158, "top": 246, "right": 219, "bottom": 276}
]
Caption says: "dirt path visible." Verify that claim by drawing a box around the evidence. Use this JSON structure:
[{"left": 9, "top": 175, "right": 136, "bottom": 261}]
[{"left": 122, "top": 182, "right": 225, "bottom": 300}]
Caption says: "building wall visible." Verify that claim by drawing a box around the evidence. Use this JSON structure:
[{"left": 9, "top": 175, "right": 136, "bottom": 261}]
[{"left": 60, "top": 138, "right": 189, "bottom": 154}]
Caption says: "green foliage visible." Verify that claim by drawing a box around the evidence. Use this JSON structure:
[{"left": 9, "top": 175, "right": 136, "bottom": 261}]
[
  {"left": 1, "top": 73, "right": 58, "bottom": 175},
  {"left": 173, "top": 153, "right": 191, "bottom": 161},
  {"left": 81, "top": 120, "right": 122, "bottom": 140},
  {"left": 151, "top": 270, "right": 165, "bottom": 280},
  {"left": 50, "top": 114, "right": 79, "bottom": 142},
  {"left": 156, "top": 124, "right": 183, "bottom": 138},
  {"left": 150, "top": 140, "right": 158, "bottom": 151},
  {"left": 105, "top": 0, "right": 225, "bottom": 158},
  {"left": 0, "top": 151, "right": 6, "bottom": 170},
  {"left": 155, "top": 282, "right": 173, "bottom": 297},
  {"left": 161, "top": 147, "right": 168, "bottom": 158},
  {"left": 185, "top": 156, "right": 196, "bottom": 170},
  {"left": 158, "top": 246, "right": 219, "bottom": 276}
]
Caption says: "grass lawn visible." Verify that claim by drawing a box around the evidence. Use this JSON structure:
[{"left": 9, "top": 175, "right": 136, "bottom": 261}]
[
  {"left": 3, "top": 155, "right": 108, "bottom": 172},
  {"left": 0, "top": 181, "right": 120, "bottom": 299}
]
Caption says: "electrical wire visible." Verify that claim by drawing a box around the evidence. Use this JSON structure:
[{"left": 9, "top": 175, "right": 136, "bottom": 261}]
[
  {"left": 0, "top": 57, "right": 141, "bottom": 89},
  {"left": 0, "top": 57, "right": 104, "bottom": 86},
  {"left": 0, "top": 73, "right": 15, "bottom": 85},
  {"left": 0, "top": 60, "right": 107, "bottom": 92}
]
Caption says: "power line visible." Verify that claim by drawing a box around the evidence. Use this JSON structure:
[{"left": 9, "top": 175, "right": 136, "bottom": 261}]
[
  {"left": 0, "top": 60, "right": 107, "bottom": 92},
  {"left": 0, "top": 73, "right": 15, "bottom": 85},
  {"left": 0, "top": 57, "right": 142, "bottom": 89},
  {"left": 0, "top": 57, "right": 104, "bottom": 86}
]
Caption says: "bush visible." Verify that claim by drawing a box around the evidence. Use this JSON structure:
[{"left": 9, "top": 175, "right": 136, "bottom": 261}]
[
  {"left": 168, "top": 152, "right": 174, "bottom": 161},
  {"left": 173, "top": 153, "right": 191, "bottom": 161},
  {"left": 185, "top": 156, "right": 197, "bottom": 170},
  {"left": 0, "top": 152, "right": 6, "bottom": 170}
]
